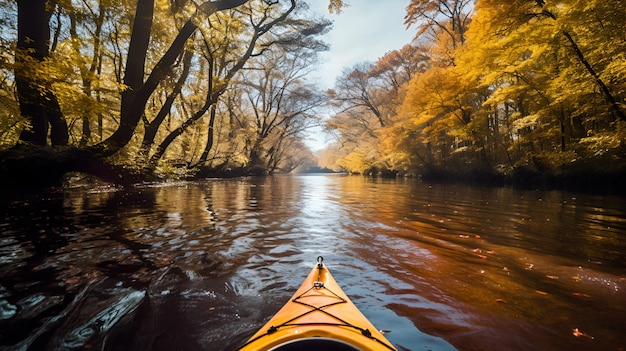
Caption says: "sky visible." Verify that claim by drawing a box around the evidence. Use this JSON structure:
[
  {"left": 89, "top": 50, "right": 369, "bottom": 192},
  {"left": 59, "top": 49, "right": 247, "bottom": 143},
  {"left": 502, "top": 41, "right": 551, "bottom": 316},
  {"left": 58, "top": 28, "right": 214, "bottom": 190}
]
[
  {"left": 307, "top": 0, "right": 416, "bottom": 90},
  {"left": 303, "top": 0, "right": 416, "bottom": 151}
]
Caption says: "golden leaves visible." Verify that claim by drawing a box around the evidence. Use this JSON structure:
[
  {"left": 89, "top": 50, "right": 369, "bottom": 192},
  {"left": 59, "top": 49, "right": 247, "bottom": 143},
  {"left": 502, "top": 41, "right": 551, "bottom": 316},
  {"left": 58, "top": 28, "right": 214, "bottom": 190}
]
[{"left": 327, "top": 0, "right": 346, "bottom": 14}]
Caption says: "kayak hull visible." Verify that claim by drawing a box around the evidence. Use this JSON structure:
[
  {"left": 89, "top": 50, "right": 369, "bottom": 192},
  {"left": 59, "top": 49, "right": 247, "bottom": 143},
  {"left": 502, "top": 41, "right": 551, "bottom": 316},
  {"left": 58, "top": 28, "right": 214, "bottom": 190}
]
[{"left": 237, "top": 260, "right": 396, "bottom": 351}]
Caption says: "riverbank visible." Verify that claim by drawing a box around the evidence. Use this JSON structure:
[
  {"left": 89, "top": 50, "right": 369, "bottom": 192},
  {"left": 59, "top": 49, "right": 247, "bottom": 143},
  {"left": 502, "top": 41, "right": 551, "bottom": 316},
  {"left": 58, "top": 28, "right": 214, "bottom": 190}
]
[
  {"left": 415, "top": 153, "right": 626, "bottom": 195},
  {"left": 418, "top": 167, "right": 625, "bottom": 195},
  {"left": 1, "top": 147, "right": 624, "bottom": 197}
]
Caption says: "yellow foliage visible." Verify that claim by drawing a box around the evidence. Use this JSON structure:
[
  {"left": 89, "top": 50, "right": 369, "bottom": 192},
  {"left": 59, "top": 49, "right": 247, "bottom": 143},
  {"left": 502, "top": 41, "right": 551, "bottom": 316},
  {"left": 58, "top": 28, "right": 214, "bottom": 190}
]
[{"left": 338, "top": 150, "right": 371, "bottom": 174}]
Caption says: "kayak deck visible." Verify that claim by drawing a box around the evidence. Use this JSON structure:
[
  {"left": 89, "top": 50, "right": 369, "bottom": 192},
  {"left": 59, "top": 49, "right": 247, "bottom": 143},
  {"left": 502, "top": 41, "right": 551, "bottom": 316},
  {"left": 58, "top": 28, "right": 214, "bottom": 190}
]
[
  {"left": 237, "top": 257, "right": 396, "bottom": 351},
  {"left": 269, "top": 338, "right": 361, "bottom": 350}
]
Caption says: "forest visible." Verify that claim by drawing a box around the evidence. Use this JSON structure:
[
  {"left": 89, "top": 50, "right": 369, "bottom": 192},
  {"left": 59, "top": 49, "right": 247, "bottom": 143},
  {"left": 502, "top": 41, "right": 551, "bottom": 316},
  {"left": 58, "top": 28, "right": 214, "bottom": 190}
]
[
  {"left": 0, "top": 0, "right": 625, "bottom": 192},
  {"left": 319, "top": 0, "right": 626, "bottom": 192}
]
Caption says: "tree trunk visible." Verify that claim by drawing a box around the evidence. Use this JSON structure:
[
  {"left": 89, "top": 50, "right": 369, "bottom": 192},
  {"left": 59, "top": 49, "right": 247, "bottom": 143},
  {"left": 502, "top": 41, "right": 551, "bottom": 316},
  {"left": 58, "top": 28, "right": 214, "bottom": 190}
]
[
  {"left": 148, "top": 97, "right": 213, "bottom": 168},
  {"left": 198, "top": 54, "right": 218, "bottom": 165},
  {"left": 199, "top": 105, "right": 218, "bottom": 164},
  {"left": 248, "top": 140, "right": 266, "bottom": 172},
  {"left": 15, "top": 0, "right": 68, "bottom": 146},
  {"left": 538, "top": 5, "right": 626, "bottom": 122},
  {"left": 140, "top": 50, "right": 193, "bottom": 159},
  {"left": 560, "top": 30, "right": 625, "bottom": 122},
  {"left": 120, "top": 0, "right": 154, "bottom": 121}
]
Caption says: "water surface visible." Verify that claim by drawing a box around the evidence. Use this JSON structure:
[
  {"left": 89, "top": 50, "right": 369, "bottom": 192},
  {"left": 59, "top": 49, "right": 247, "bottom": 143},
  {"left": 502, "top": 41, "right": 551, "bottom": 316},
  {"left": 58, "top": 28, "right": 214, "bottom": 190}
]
[{"left": 0, "top": 175, "right": 624, "bottom": 350}]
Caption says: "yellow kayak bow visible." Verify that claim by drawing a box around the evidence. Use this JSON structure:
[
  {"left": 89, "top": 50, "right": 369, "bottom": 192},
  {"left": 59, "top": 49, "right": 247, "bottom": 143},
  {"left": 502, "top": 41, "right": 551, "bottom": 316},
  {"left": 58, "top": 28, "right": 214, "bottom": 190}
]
[{"left": 237, "top": 257, "right": 397, "bottom": 351}]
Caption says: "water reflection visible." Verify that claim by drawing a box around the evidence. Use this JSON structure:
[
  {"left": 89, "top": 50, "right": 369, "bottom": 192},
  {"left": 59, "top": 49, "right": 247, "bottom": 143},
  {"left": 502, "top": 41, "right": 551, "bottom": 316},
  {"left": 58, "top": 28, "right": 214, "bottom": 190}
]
[{"left": 0, "top": 175, "right": 624, "bottom": 350}]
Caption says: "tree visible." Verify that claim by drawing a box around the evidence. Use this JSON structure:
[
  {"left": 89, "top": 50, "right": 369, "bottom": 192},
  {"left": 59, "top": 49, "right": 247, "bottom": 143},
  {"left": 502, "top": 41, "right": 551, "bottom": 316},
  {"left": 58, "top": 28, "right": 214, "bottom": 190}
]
[
  {"left": 324, "top": 45, "right": 430, "bottom": 174},
  {"left": 14, "top": 0, "right": 68, "bottom": 146},
  {"left": 243, "top": 67, "right": 325, "bottom": 172},
  {"left": 405, "top": 0, "right": 473, "bottom": 49},
  {"left": 2, "top": 0, "right": 347, "bottom": 184},
  {"left": 145, "top": 0, "right": 330, "bottom": 170},
  {"left": 330, "top": 63, "right": 387, "bottom": 127},
  {"left": 93, "top": 0, "right": 249, "bottom": 156},
  {"left": 384, "top": 0, "right": 626, "bottom": 180},
  {"left": 371, "top": 44, "right": 430, "bottom": 92},
  {"left": 464, "top": 0, "right": 626, "bottom": 166}
]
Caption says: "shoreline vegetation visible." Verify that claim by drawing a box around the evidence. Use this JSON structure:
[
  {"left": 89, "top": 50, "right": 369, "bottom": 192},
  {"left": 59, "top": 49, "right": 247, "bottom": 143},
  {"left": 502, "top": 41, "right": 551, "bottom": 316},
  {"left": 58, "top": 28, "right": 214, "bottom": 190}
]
[{"left": 1, "top": 144, "right": 623, "bottom": 197}]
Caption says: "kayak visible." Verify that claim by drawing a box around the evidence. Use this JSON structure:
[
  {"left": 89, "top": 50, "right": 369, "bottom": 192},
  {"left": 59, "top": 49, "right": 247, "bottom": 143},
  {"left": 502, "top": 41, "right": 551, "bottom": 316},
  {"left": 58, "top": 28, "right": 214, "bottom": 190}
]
[{"left": 237, "top": 257, "right": 397, "bottom": 351}]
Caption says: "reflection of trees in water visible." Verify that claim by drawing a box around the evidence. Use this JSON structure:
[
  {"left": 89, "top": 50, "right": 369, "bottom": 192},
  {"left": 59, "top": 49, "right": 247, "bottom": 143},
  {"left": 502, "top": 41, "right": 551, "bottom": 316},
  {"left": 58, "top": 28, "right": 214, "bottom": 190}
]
[
  {"left": 1, "top": 193, "right": 73, "bottom": 347},
  {"left": 0, "top": 189, "right": 155, "bottom": 347}
]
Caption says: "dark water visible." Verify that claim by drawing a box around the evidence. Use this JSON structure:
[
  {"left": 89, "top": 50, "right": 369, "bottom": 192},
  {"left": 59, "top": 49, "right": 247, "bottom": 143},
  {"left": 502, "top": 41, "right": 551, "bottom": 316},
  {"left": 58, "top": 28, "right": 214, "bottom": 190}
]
[{"left": 1, "top": 175, "right": 625, "bottom": 351}]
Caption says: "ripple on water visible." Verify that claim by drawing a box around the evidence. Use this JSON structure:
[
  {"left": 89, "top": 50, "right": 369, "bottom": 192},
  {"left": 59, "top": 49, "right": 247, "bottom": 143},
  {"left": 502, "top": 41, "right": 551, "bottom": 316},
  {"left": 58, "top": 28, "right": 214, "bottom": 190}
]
[{"left": 0, "top": 176, "right": 624, "bottom": 351}]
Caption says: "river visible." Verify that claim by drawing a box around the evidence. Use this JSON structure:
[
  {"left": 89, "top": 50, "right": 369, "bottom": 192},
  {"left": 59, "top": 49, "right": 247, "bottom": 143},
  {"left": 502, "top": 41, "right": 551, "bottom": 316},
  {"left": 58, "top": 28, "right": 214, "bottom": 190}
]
[{"left": 0, "top": 174, "right": 624, "bottom": 351}]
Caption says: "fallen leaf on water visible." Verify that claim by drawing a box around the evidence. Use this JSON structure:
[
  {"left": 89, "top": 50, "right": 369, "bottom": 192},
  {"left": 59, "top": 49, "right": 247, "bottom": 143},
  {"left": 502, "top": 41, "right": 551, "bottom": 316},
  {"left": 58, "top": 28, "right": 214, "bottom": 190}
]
[
  {"left": 85, "top": 271, "right": 101, "bottom": 280},
  {"left": 546, "top": 275, "right": 559, "bottom": 280},
  {"left": 535, "top": 290, "right": 548, "bottom": 295},
  {"left": 486, "top": 250, "right": 495, "bottom": 254},
  {"left": 495, "top": 299, "right": 506, "bottom": 303},
  {"left": 208, "top": 307, "right": 216, "bottom": 311},
  {"left": 472, "top": 248, "right": 482, "bottom": 253},
  {"left": 65, "top": 276, "right": 80, "bottom": 285},
  {"left": 572, "top": 292, "right": 591, "bottom": 298},
  {"left": 572, "top": 328, "right": 594, "bottom": 339}
]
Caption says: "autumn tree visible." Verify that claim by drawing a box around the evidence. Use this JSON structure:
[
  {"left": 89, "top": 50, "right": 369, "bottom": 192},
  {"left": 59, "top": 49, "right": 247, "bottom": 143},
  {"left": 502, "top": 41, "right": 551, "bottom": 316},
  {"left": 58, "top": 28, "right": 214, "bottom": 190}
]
[
  {"left": 235, "top": 33, "right": 328, "bottom": 172},
  {"left": 318, "top": 0, "right": 624, "bottom": 185},
  {"left": 142, "top": 1, "right": 331, "bottom": 173},
  {"left": 370, "top": 44, "right": 430, "bottom": 94},
  {"left": 324, "top": 0, "right": 474, "bottom": 175},
  {"left": 462, "top": 0, "right": 626, "bottom": 171},
  {"left": 324, "top": 44, "right": 433, "bottom": 174},
  {"left": 382, "top": 0, "right": 625, "bottom": 181},
  {"left": 95, "top": 0, "right": 250, "bottom": 156},
  {"left": 405, "top": 0, "right": 472, "bottom": 64},
  {"left": 143, "top": 0, "right": 303, "bottom": 169},
  {"left": 14, "top": 0, "right": 69, "bottom": 146},
  {"left": 1, "top": 0, "right": 347, "bottom": 184}
]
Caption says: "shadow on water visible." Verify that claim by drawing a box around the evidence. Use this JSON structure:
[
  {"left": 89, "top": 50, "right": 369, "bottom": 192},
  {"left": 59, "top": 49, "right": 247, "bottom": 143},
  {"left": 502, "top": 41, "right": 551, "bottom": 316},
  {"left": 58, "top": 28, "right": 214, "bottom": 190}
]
[{"left": 0, "top": 175, "right": 625, "bottom": 350}]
